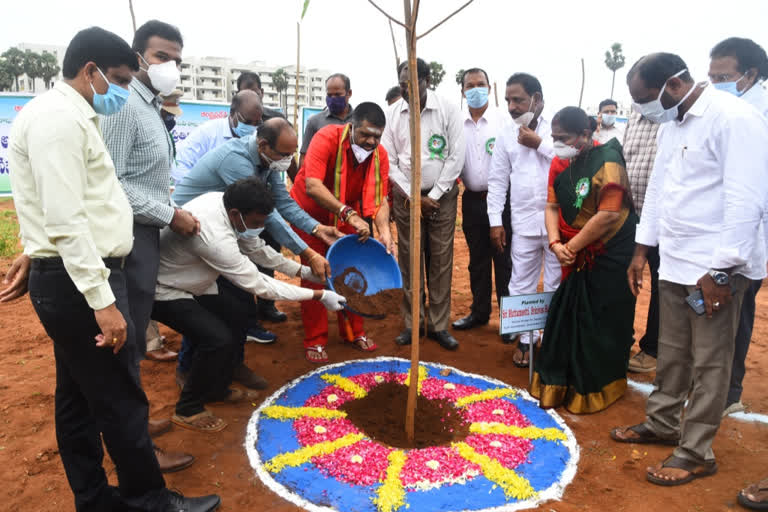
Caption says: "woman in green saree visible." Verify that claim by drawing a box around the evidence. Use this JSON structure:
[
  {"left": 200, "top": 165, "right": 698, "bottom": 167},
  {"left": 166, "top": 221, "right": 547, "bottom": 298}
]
[{"left": 530, "top": 106, "right": 638, "bottom": 414}]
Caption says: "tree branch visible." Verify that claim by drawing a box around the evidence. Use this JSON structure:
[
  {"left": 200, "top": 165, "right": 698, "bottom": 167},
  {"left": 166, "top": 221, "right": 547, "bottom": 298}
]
[
  {"left": 367, "top": 0, "right": 408, "bottom": 30},
  {"left": 416, "top": 0, "right": 475, "bottom": 40}
]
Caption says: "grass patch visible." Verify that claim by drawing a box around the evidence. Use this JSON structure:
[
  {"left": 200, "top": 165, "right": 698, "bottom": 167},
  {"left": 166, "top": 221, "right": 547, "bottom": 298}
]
[{"left": 0, "top": 209, "right": 21, "bottom": 258}]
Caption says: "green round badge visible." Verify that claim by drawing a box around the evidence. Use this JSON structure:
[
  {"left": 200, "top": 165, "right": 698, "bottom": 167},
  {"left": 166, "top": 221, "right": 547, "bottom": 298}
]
[
  {"left": 485, "top": 137, "right": 496, "bottom": 155},
  {"left": 573, "top": 177, "right": 590, "bottom": 209},
  {"left": 427, "top": 134, "right": 447, "bottom": 160}
]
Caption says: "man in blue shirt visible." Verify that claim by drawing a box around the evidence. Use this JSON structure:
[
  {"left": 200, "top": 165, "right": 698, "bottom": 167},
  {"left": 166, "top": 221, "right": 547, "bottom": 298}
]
[{"left": 172, "top": 117, "right": 341, "bottom": 388}]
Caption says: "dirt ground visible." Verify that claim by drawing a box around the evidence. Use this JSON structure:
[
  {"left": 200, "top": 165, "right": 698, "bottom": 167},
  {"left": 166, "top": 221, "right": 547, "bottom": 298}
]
[{"left": 0, "top": 197, "right": 766, "bottom": 512}]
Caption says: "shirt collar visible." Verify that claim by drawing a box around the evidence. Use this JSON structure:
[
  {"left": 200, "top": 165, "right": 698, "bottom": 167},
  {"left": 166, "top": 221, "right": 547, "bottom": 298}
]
[
  {"left": 399, "top": 89, "right": 438, "bottom": 114},
  {"left": 463, "top": 103, "right": 495, "bottom": 123},
  {"left": 219, "top": 116, "right": 234, "bottom": 140},
  {"left": 741, "top": 81, "right": 768, "bottom": 107},
  {"left": 324, "top": 104, "right": 354, "bottom": 120},
  {"left": 130, "top": 78, "right": 160, "bottom": 107},
  {"left": 246, "top": 135, "right": 265, "bottom": 169},
  {"left": 679, "top": 82, "right": 712, "bottom": 123},
  {"left": 54, "top": 81, "right": 97, "bottom": 120}
]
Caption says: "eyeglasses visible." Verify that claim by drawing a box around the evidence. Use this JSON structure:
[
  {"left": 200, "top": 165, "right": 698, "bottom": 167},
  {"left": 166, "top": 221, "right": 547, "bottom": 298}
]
[{"left": 236, "top": 111, "right": 262, "bottom": 127}]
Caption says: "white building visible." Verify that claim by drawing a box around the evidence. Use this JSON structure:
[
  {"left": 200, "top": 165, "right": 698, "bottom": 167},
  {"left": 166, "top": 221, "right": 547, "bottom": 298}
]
[{"left": 9, "top": 43, "right": 66, "bottom": 93}]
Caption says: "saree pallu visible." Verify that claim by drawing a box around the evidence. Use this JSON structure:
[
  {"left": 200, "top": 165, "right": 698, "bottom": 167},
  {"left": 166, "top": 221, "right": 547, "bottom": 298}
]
[{"left": 530, "top": 139, "right": 638, "bottom": 414}]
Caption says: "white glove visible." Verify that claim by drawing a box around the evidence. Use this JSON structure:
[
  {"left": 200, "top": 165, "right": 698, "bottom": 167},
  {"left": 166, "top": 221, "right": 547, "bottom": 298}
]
[
  {"left": 320, "top": 290, "right": 346, "bottom": 311},
  {"left": 300, "top": 265, "right": 325, "bottom": 284}
]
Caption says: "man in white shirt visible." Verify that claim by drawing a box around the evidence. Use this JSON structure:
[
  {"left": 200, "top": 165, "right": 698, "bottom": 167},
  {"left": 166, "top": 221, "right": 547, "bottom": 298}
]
[
  {"left": 173, "top": 89, "right": 263, "bottom": 183},
  {"left": 611, "top": 53, "right": 768, "bottom": 487},
  {"left": 708, "top": 37, "right": 768, "bottom": 418},
  {"left": 594, "top": 99, "right": 626, "bottom": 144},
  {"left": 452, "top": 68, "right": 512, "bottom": 341},
  {"left": 382, "top": 57, "right": 466, "bottom": 350},
  {"left": 153, "top": 177, "right": 345, "bottom": 432},
  {"left": 487, "top": 73, "right": 560, "bottom": 366}
]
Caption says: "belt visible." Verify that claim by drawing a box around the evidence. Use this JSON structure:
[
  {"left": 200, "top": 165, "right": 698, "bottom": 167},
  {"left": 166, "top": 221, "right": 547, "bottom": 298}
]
[
  {"left": 463, "top": 189, "right": 488, "bottom": 200},
  {"left": 31, "top": 256, "right": 126, "bottom": 271}
]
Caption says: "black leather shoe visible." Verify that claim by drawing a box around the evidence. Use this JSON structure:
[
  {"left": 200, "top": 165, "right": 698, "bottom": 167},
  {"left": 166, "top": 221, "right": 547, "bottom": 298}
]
[
  {"left": 452, "top": 313, "right": 489, "bottom": 330},
  {"left": 259, "top": 304, "right": 288, "bottom": 323},
  {"left": 165, "top": 491, "right": 221, "bottom": 512},
  {"left": 427, "top": 330, "right": 459, "bottom": 350},
  {"left": 395, "top": 328, "right": 425, "bottom": 346},
  {"left": 501, "top": 333, "right": 517, "bottom": 344}
]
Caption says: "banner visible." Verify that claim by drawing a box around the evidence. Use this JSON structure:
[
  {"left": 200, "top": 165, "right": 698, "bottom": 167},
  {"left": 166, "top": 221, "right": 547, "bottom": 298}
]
[
  {"left": 499, "top": 292, "right": 555, "bottom": 335},
  {"left": 0, "top": 93, "right": 230, "bottom": 197}
]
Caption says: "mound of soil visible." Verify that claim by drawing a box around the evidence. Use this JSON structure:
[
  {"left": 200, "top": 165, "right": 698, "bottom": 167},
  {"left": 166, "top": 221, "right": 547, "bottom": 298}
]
[
  {"left": 339, "top": 382, "right": 470, "bottom": 449},
  {"left": 333, "top": 267, "right": 403, "bottom": 317}
]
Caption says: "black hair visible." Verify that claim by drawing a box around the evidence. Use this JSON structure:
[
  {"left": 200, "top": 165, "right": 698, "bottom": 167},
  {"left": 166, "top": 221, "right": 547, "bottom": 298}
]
[
  {"left": 506, "top": 72, "right": 543, "bottom": 98},
  {"left": 257, "top": 118, "right": 291, "bottom": 148},
  {"left": 326, "top": 73, "right": 351, "bottom": 91},
  {"left": 62, "top": 27, "right": 138, "bottom": 79},
  {"left": 352, "top": 102, "right": 386, "bottom": 128},
  {"left": 711, "top": 37, "right": 768, "bottom": 81},
  {"left": 626, "top": 53, "right": 692, "bottom": 89},
  {"left": 223, "top": 176, "right": 274, "bottom": 216},
  {"left": 598, "top": 99, "right": 618, "bottom": 111},
  {"left": 552, "top": 107, "right": 591, "bottom": 135},
  {"left": 385, "top": 85, "right": 401, "bottom": 102},
  {"left": 132, "top": 20, "right": 184, "bottom": 55},
  {"left": 397, "top": 58, "right": 430, "bottom": 81},
  {"left": 461, "top": 68, "right": 490, "bottom": 88},
  {"left": 237, "top": 71, "right": 261, "bottom": 91},
  {"left": 589, "top": 116, "right": 598, "bottom": 134}
]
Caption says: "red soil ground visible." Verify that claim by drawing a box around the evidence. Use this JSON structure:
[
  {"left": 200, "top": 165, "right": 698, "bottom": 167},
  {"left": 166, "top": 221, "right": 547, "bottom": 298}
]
[{"left": 0, "top": 197, "right": 766, "bottom": 512}]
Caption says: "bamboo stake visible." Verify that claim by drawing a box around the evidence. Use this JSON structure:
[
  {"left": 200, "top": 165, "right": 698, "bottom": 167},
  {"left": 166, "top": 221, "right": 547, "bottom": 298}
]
[
  {"left": 389, "top": 19, "right": 400, "bottom": 70},
  {"left": 294, "top": 22, "right": 301, "bottom": 129},
  {"left": 493, "top": 81, "right": 499, "bottom": 107}
]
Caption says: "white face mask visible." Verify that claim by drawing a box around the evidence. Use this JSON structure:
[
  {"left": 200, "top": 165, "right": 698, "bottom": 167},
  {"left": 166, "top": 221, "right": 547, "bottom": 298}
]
[
  {"left": 601, "top": 114, "right": 616, "bottom": 126},
  {"left": 261, "top": 152, "right": 293, "bottom": 173},
  {"left": 235, "top": 212, "right": 264, "bottom": 239},
  {"left": 350, "top": 128, "right": 374, "bottom": 163},
  {"left": 138, "top": 54, "right": 180, "bottom": 96},
  {"left": 553, "top": 141, "right": 581, "bottom": 159},
  {"left": 513, "top": 97, "right": 537, "bottom": 127},
  {"left": 632, "top": 69, "right": 695, "bottom": 124}
]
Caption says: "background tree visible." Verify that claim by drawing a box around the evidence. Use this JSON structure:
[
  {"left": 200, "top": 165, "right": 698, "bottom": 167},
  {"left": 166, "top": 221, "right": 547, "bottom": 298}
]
[
  {"left": 271, "top": 68, "right": 289, "bottom": 112},
  {"left": 1, "top": 48, "right": 25, "bottom": 91},
  {"left": 39, "top": 51, "right": 61, "bottom": 90},
  {"left": 604, "top": 42, "right": 625, "bottom": 99},
  {"left": 455, "top": 68, "right": 465, "bottom": 87},
  {"left": 428, "top": 61, "right": 445, "bottom": 90},
  {"left": 0, "top": 60, "right": 14, "bottom": 91},
  {"left": 23, "top": 50, "right": 42, "bottom": 92}
]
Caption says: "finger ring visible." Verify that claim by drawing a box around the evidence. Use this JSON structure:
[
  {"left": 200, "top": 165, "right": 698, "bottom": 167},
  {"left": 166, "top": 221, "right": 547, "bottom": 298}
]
[
  {"left": 713, "top": 301, "right": 720, "bottom": 308},
  {"left": 111, "top": 337, "right": 118, "bottom": 345}
]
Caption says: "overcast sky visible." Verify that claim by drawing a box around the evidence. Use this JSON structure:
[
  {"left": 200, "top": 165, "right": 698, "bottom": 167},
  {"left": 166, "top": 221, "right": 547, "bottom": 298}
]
[{"left": 2, "top": 0, "right": 767, "bottom": 114}]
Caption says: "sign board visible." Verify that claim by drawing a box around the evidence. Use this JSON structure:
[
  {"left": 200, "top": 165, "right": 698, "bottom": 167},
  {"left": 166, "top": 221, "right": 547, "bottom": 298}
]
[
  {"left": 499, "top": 292, "right": 555, "bottom": 335},
  {"left": 0, "top": 93, "right": 230, "bottom": 197}
]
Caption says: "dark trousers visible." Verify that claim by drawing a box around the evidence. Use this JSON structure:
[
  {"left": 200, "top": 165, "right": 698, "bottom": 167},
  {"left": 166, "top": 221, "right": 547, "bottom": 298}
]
[
  {"left": 461, "top": 189, "right": 512, "bottom": 321},
  {"left": 153, "top": 282, "right": 250, "bottom": 416},
  {"left": 29, "top": 259, "right": 166, "bottom": 512},
  {"left": 638, "top": 245, "right": 660, "bottom": 358},
  {"left": 727, "top": 278, "right": 763, "bottom": 406},
  {"left": 125, "top": 223, "right": 161, "bottom": 362},
  {"left": 256, "top": 230, "right": 281, "bottom": 312}
]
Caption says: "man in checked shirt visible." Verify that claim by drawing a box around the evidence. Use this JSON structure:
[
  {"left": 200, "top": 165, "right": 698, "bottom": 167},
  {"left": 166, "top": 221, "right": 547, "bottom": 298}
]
[{"left": 623, "top": 110, "right": 660, "bottom": 373}]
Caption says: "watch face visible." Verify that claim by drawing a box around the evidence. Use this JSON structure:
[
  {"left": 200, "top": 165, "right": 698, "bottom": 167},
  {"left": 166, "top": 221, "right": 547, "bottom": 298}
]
[{"left": 713, "top": 272, "right": 729, "bottom": 285}]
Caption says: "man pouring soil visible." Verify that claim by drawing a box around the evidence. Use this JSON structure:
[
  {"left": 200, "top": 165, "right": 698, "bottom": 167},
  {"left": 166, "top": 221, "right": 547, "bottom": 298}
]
[{"left": 291, "top": 102, "right": 393, "bottom": 363}]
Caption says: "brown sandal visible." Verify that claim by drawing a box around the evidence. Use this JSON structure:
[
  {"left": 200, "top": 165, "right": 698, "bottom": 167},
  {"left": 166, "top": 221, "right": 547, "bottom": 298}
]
[
  {"left": 646, "top": 455, "right": 718, "bottom": 486},
  {"left": 171, "top": 410, "right": 227, "bottom": 433},
  {"left": 610, "top": 423, "right": 679, "bottom": 446},
  {"left": 739, "top": 477, "right": 768, "bottom": 510}
]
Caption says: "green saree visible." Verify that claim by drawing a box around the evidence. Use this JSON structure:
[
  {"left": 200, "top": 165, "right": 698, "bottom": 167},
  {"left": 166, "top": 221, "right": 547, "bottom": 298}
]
[{"left": 530, "top": 138, "right": 638, "bottom": 414}]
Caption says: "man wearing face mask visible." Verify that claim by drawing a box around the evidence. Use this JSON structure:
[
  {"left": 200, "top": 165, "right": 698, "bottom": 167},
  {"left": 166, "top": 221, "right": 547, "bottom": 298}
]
[
  {"left": 382, "top": 57, "right": 465, "bottom": 351},
  {"left": 100, "top": 19, "right": 199, "bottom": 474},
  {"left": 708, "top": 37, "right": 768, "bottom": 421},
  {"left": 611, "top": 53, "right": 768, "bottom": 488},
  {"left": 452, "top": 68, "right": 513, "bottom": 341},
  {"left": 6, "top": 27, "right": 220, "bottom": 512},
  {"left": 487, "top": 73, "right": 559, "bottom": 367},
  {"left": 154, "top": 177, "right": 345, "bottom": 432},
  {"left": 290, "top": 102, "right": 392, "bottom": 362},
  {"left": 300, "top": 73, "right": 354, "bottom": 168},
  {"left": 173, "top": 90, "right": 263, "bottom": 184},
  {"left": 594, "top": 99, "right": 626, "bottom": 144}
]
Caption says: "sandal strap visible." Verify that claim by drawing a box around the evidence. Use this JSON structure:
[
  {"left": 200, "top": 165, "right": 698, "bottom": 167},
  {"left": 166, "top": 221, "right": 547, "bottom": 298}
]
[{"left": 660, "top": 455, "right": 713, "bottom": 472}]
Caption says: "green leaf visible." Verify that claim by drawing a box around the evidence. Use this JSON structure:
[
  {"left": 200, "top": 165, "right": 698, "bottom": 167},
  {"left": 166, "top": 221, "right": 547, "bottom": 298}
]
[{"left": 301, "top": 0, "right": 311, "bottom": 19}]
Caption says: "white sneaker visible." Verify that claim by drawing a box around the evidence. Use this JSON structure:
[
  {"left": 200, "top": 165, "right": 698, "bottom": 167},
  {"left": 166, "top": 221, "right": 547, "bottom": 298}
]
[{"left": 722, "top": 401, "right": 746, "bottom": 417}]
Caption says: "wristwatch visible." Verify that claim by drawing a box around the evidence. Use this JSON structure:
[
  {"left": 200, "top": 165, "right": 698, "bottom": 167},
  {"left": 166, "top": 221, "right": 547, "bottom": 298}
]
[{"left": 708, "top": 269, "right": 730, "bottom": 286}]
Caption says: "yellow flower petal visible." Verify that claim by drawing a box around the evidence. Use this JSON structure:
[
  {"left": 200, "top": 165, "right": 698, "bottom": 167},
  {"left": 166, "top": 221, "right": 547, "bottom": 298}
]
[{"left": 321, "top": 374, "right": 368, "bottom": 399}]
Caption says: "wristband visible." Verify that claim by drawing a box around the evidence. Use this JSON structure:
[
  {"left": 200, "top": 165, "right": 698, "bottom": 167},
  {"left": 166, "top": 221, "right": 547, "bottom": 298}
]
[
  {"left": 548, "top": 240, "right": 561, "bottom": 250},
  {"left": 311, "top": 224, "right": 320, "bottom": 235}
]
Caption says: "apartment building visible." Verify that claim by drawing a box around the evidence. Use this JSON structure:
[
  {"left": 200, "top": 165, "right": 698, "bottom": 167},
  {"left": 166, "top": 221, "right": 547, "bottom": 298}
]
[{"left": 9, "top": 43, "right": 66, "bottom": 93}]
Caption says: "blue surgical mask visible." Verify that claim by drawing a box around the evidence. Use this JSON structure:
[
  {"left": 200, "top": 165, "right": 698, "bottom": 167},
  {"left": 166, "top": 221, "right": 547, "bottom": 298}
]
[
  {"left": 465, "top": 86, "right": 490, "bottom": 109},
  {"left": 236, "top": 212, "right": 264, "bottom": 239},
  {"left": 233, "top": 112, "right": 259, "bottom": 138},
  {"left": 90, "top": 67, "right": 130, "bottom": 116},
  {"left": 713, "top": 74, "right": 746, "bottom": 97},
  {"left": 601, "top": 114, "right": 616, "bottom": 126}
]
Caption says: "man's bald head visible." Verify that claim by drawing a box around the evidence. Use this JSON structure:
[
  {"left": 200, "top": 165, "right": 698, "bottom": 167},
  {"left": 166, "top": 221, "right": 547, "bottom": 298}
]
[
  {"left": 230, "top": 89, "right": 263, "bottom": 126},
  {"left": 257, "top": 117, "right": 298, "bottom": 158}
]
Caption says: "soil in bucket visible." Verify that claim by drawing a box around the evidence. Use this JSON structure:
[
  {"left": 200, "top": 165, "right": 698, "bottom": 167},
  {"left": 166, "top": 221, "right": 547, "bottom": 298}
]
[{"left": 333, "top": 267, "right": 403, "bottom": 317}]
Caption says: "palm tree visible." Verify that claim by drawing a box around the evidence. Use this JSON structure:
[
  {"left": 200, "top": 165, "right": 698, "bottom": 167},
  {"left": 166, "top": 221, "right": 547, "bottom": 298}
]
[
  {"left": 604, "top": 42, "right": 626, "bottom": 99},
  {"left": 455, "top": 69, "right": 465, "bottom": 87},
  {"left": 0, "top": 60, "right": 14, "bottom": 91},
  {"left": 428, "top": 61, "right": 445, "bottom": 90},
  {"left": 1, "top": 48, "right": 25, "bottom": 91},
  {"left": 23, "top": 50, "right": 42, "bottom": 92},
  {"left": 271, "top": 68, "right": 289, "bottom": 112},
  {"left": 39, "top": 51, "right": 61, "bottom": 90}
]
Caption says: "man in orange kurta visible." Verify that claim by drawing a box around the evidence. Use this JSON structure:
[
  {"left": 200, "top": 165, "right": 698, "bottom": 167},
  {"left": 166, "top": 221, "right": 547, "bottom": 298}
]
[{"left": 291, "top": 102, "right": 393, "bottom": 362}]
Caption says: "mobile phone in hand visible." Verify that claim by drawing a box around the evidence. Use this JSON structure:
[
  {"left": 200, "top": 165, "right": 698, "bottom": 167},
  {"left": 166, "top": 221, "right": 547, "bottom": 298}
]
[{"left": 685, "top": 289, "right": 706, "bottom": 316}]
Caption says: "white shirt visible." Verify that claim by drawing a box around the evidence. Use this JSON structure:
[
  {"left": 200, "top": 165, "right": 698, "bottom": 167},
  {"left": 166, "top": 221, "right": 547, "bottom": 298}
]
[
  {"left": 487, "top": 112, "right": 555, "bottom": 236},
  {"left": 173, "top": 117, "right": 234, "bottom": 182},
  {"left": 8, "top": 82, "right": 133, "bottom": 310},
  {"left": 593, "top": 122, "right": 626, "bottom": 145},
  {"left": 461, "top": 104, "right": 509, "bottom": 192},
  {"left": 741, "top": 82, "right": 768, "bottom": 118},
  {"left": 381, "top": 91, "right": 465, "bottom": 200},
  {"left": 155, "top": 192, "right": 310, "bottom": 302},
  {"left": 636, "top": 85, "right": 768, "bottom": 285}
]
